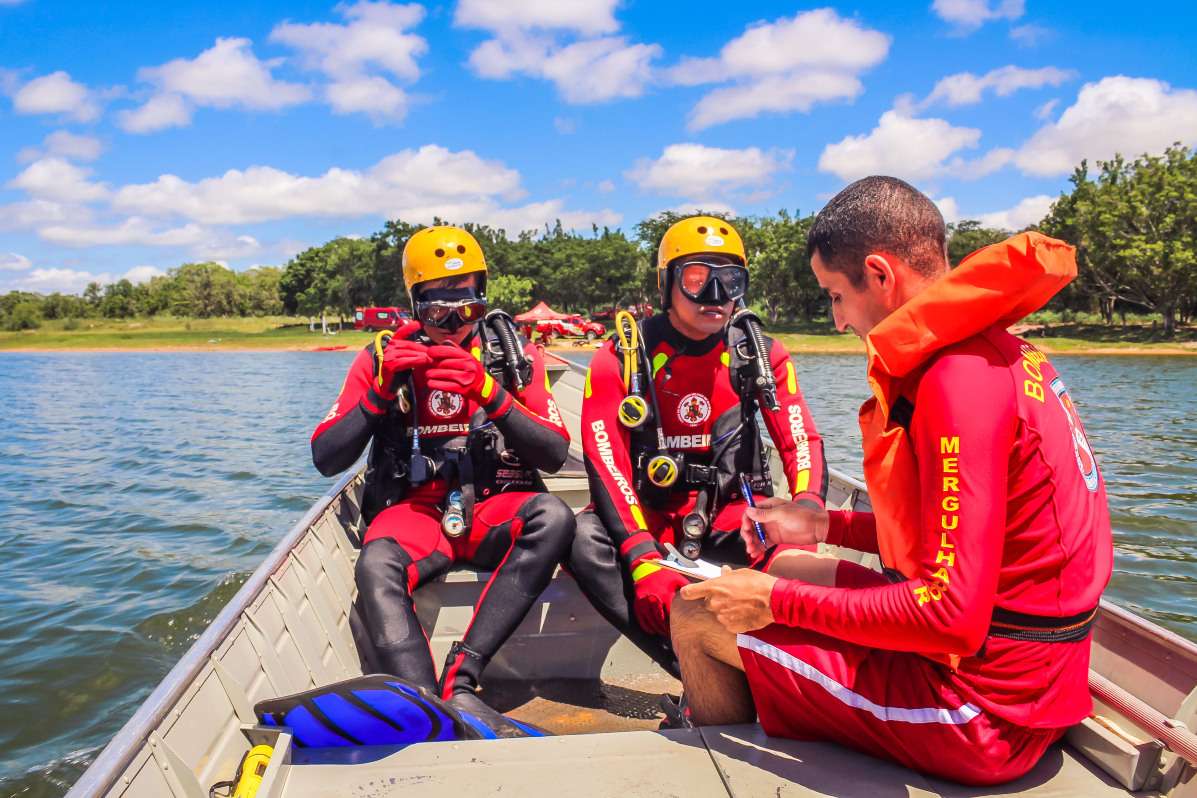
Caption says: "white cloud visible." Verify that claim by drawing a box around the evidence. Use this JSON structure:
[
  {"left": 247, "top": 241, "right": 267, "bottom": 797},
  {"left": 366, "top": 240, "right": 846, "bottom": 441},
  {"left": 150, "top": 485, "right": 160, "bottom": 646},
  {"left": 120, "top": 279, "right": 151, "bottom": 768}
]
[
  {"left": 0, "top": 252, "right": 32, "bottom": 271},
  {"left": 11, "top": 71, "right": 100, "bottom": 122},
  {"left": 454, "top": 0, "right": 619, "bottom": 36},
  {"left": 931, "top": 0, "right": 1024, "bottom": 32},
  {"left": 688, "top": 72, "right": 866, "bottom": 131},
  {"left": 666, "top": 200, "right": 737, "bottom": 217},
  {"left": 8, "top": 158, "right": 109, "bottom": 203},
  {"left": 627, "top": 143, "right": 793, "bottom": 199},
  {"left": 1010, "top": 24, "right": 1050, "bottom": 46},
  {"left": 271, "top": 2, "right": 427, "bottom": 81},
  {"left": 468, "top": 33, "right": 660, "bottom": 103},
  {"left": 933, "top": 197, "right": 961, "bottom": 224},
  {"left": 123, "top": 265, "right": 166, "bottom": 284},
  {"left": 325, "top": 75, "right": 409, "bottom": 120},
  {"left": 37, "top": 218, "right": 209, "bottom": 248},
  {"left": 818, "top": 108, "right": 983, "bottom": 182},
  {"left": 122, "top": 38, "right": 310, "bottom": 133},
  {"left": 975, "top": 194, "right": 1055, "bottom": 230},
  {"left": 540, "top": 38, "right": 661, "bottom": 103},
  {"left": 17, "top": 130, "right": 104, "bottom": 164},
  {"left": 1034, "top": 98, "right": 1058, "bottom": 120},
  {"left": 192, "top": 234, "right": 263, "bottom": 261},
  {"left": 118, "top": 92, "right": 191, "bottom": 133},
  {"left": 1014, "top": 76, "right": 1197, "bottom": 176},
  {"left": 5, "top": 267, "right": 108, "bottom": 295},
  {"left": 596, "top": 179, "right": 615, "bottom": 193},
  {"left": 0, "top": 199, "right": 79, "bottom": 231},
  {"left": 923, "top": 65, "right": 1074, "bottom": 107},
  {"left": 457, "top": 0, "right": 657, "bottom": 104},
  {"left": 113, "top": 144, "right": 522, "bottom": 224},
  {"left": 666, "top": 9, "right": 890, "bottom": 130}
]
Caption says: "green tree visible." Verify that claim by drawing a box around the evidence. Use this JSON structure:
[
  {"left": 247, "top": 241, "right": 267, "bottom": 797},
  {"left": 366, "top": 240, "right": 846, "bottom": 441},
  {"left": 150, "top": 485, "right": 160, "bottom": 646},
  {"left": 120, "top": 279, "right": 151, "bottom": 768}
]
[
  {"left": 488, "top": 274, "right": 534, "bottom": 313},
  {"left": 237, "top": 266, "right": 284, "bottom": 316},
  {"left": 947, "top": 220, "right": 1011, "bottom": 266},
  {"left": 99, "top": 279, "right": 140, "bottom": 318},
  {"left": 2, "top": 299, "right": 42, "bottom": 331},
  {"left": 1042, "top": 144, "right": 1197, "bottom": 336},
  {"left": 169, "top": 262, "right": 241, "bottom": 317},
  {"left": 743, "top": 210, "right": 823, "bottom": 324}
]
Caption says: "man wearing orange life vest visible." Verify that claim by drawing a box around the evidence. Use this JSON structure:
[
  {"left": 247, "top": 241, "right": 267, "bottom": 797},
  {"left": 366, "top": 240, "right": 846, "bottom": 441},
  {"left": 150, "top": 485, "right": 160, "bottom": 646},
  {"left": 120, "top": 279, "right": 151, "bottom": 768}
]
[{"left": 671, "top": 176, "right": 1114, "bottom": 785}]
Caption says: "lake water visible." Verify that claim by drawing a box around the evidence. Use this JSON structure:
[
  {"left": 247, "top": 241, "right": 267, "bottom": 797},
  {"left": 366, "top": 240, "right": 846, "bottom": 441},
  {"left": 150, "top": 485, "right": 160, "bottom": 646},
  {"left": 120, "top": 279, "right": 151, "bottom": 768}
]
[{"left": 0, "top": 350, "right": 1194, "bottom": 796}]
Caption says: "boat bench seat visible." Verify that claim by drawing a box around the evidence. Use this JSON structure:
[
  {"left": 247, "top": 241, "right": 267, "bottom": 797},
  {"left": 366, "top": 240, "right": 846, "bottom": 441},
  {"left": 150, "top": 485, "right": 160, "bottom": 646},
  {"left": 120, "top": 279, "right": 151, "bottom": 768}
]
[{"left": 276, "top": 725, "right": 1136, "bottom": 797}]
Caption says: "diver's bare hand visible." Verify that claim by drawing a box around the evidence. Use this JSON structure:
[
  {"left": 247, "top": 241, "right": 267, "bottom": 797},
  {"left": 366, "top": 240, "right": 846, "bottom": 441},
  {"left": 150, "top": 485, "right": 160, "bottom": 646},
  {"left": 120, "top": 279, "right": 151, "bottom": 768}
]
[{"left": 739, "top": 497, "right": 830, "bottom": 560}]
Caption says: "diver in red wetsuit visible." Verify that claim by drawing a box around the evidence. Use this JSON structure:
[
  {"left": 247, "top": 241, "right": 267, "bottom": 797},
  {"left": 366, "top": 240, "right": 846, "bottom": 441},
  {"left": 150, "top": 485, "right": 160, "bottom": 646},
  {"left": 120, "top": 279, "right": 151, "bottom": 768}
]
[
  {"left": 311, "top": 226, "right": 574, "bottom": 732},
  {"left": 567, "top": 216, "right": 827, "bottom": 667},
  {"left": 672, "top": 177, "right": 1114, "bottom": 785}
]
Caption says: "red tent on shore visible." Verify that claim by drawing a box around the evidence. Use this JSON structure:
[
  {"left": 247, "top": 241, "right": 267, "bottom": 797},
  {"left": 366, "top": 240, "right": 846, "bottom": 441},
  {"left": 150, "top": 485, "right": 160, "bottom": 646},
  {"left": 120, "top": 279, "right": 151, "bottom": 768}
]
[{"left": 515, "top": 301, "right": 572, "bottom": 322}]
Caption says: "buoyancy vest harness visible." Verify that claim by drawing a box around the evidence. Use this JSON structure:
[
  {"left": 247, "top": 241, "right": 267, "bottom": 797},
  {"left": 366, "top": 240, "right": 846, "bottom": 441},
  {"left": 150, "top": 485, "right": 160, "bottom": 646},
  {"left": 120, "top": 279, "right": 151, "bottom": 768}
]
[
  {"left": 364, "top": 311, "right": 542, "bottom": 526},
  {"left": 860, "top": 232, "right": 1095, "bottom": 666},
  {"left": 615, "top": 309, "right": 777, "bottom": 558}
]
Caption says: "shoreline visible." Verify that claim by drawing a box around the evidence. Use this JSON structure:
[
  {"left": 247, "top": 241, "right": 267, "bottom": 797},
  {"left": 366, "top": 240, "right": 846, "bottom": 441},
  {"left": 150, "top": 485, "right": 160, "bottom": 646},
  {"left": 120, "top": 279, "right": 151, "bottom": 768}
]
[{"left": 2, "top": 341, "right": 1195, "bottom": 356}]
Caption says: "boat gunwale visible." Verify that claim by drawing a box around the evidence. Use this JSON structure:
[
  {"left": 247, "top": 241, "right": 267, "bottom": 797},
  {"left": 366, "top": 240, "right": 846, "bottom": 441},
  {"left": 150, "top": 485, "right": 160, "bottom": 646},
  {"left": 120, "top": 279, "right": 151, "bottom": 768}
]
[{"left": 66, "top": 463, "right": 366, "bottom": 798}]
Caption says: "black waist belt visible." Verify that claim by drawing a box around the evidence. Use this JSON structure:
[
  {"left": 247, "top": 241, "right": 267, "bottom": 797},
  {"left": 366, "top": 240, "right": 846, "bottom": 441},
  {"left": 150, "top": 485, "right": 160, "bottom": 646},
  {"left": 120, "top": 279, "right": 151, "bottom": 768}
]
[{"left": 988, "top": 606, "right": 1098, "bottom": 643}]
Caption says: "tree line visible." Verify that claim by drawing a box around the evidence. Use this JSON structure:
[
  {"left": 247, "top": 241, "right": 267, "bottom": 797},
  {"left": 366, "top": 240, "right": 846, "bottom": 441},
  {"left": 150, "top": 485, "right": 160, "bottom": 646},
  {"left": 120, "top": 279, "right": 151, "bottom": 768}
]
[{"left": 3, "top": 145, "right": 1194, "bottom": 336}]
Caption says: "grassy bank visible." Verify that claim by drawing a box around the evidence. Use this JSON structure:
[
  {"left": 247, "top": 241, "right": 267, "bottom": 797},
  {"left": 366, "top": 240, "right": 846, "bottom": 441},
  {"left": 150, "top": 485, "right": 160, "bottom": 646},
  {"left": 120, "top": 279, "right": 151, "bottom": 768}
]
[
  {"left": 1, "top": 316, "right": 1194, "bottom": 355},
  {"left": 0, "top": 316, "right": 378, "bottom": 351}
]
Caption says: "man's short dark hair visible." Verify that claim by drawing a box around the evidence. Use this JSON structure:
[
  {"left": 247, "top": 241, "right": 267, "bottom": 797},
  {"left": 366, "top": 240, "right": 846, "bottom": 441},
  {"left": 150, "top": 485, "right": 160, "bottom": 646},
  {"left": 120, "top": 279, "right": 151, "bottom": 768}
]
[{"left": 806, "top": 176, "right": 948, "bottom": 286}]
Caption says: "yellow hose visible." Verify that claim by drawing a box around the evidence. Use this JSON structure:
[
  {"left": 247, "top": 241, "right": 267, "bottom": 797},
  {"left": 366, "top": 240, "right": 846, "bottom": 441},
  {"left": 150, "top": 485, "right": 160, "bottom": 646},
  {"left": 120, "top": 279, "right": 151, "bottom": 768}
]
[
  {"left": 373, "top": 330, "right": 393, "bottom": 388},
  {"left": 614, "top": 310, "right": 639, "bottom": 391}
]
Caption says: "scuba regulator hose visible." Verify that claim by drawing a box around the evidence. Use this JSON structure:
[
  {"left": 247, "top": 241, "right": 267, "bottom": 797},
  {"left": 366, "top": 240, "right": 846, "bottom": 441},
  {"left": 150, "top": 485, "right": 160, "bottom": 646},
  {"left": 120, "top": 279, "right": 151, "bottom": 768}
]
[
  {"left": 729, "top": 308, "right": 780, "bottom": 411},
  {"left": 483, "top": 309, "right": 530, "bottom": 392},
  {"left": 615, "top": 311, "right": 679, "bottom": 489}
]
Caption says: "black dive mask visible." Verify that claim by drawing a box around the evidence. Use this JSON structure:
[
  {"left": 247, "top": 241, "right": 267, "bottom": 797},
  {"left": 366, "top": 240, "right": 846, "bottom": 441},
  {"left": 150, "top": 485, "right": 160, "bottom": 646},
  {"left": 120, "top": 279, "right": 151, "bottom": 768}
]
[
  {"left": 413, "top": 287, "right": 487, "bottom": 333},
  {"left": 675, "top": 260, "right": 749, "bottom": 306}
]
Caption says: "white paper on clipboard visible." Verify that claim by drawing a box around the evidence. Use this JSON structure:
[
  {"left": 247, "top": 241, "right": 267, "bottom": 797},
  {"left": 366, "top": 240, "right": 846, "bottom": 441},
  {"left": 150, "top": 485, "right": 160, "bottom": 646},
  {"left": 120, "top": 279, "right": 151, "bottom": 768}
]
[{"left": 656, "top": 553, "right": 724, "bottom": 581}]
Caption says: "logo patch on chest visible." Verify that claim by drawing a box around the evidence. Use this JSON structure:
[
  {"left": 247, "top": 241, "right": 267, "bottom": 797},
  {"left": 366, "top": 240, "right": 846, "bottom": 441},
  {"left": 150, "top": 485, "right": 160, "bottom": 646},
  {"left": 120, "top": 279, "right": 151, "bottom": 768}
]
[
  {"left": 1050, "top": 377, "right": 1099, "bottom": 492},
  {"left": 677, "top": 393, "right": 711, "bottom": 426},
  {"left": 428, "top": 390, "right": 464, "bottom": 418}
]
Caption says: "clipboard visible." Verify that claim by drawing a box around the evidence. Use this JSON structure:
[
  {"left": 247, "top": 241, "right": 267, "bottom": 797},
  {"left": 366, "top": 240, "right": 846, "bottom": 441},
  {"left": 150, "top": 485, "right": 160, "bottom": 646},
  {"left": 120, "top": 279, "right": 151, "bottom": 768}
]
[{"left": 657, "top": 544, "right": 724, "bottom": 581}]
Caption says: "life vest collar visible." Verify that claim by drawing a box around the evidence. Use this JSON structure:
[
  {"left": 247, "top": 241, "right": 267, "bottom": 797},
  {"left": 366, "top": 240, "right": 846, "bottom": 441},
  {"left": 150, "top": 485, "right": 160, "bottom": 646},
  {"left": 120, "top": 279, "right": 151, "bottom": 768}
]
[{"left": 865, "top": 232, "right": 1077, "bottom": 387}]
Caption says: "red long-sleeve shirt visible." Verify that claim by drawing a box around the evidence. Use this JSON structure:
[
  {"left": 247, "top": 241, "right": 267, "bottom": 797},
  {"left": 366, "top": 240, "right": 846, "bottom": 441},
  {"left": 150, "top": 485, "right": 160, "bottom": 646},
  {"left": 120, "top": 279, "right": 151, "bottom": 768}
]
[{"left": 772, "top": 328, "right": 1112, "bottom": 727}]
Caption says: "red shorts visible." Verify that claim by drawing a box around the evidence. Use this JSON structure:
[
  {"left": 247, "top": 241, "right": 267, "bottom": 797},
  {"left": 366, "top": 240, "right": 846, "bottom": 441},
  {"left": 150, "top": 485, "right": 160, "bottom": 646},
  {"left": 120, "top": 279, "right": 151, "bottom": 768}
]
[{"left": 738, "top": 623, "right": 1063, "bottom": 785}]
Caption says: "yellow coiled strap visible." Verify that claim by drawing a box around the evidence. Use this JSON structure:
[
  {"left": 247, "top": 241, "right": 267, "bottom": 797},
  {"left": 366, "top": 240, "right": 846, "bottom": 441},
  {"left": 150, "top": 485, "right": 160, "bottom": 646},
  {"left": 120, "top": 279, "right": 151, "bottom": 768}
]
[
  {"left": 614, "top": 310, "right": 639, "bottom": 391},
  {"left": 373, "top": 330, "right": 393, "bottom": 388}
]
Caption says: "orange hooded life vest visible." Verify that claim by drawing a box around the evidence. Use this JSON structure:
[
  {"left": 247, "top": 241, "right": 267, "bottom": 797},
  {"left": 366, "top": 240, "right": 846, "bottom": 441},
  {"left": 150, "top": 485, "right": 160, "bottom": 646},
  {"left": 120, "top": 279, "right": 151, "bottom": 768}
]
[{"left": 859, "top": 232, "right": 1077, "bottom": 664}]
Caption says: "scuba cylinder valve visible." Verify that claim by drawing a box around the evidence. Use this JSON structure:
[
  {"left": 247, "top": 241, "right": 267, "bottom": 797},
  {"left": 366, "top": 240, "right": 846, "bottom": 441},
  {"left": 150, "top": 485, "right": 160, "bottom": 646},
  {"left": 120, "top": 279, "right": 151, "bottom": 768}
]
[
  {"left": 441, "top": 489, "right": 466, "bottom": 537},
  {"left": 729, "top": 307, "right": 779, "bottom": 412}
]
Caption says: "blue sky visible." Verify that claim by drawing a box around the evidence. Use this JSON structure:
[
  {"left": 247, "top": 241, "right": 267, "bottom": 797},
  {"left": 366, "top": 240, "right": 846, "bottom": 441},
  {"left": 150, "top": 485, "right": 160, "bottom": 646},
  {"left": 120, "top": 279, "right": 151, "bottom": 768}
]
[{"left": 1, "top": 0, "right": 1195, "bottom": 294}]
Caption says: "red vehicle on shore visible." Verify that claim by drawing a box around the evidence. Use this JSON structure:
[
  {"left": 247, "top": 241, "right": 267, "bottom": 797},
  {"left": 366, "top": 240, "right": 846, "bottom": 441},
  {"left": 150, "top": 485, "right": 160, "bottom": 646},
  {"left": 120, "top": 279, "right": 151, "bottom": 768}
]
[
  {"left": 353, "top": 307, "right": 411, "bottom": 332},
  {"left": 530, "top": 315, "right": 606, "bottom": 342},
  {"left": 591, "top": 301, "right": 653, "bottom": 321}
]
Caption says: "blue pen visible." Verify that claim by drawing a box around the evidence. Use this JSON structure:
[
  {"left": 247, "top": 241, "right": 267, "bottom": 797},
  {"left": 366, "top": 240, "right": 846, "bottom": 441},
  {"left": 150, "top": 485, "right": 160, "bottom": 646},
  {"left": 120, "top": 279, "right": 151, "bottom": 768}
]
[{"left": 738, "top": 474, "right": 767, "bottom": 545}]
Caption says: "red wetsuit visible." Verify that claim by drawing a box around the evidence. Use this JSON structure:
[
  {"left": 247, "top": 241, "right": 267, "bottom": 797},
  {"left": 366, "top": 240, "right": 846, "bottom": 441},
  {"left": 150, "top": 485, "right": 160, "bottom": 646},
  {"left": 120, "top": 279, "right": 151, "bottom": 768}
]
[
  {"left": 741, "top": 324, "right": 1114, "bottom": 781},
  {"left": 569, "top": 314, "right": 826, "bottom": 651},
  {"left": 311, "top": 328, "right": 575, "bottom": 698}
]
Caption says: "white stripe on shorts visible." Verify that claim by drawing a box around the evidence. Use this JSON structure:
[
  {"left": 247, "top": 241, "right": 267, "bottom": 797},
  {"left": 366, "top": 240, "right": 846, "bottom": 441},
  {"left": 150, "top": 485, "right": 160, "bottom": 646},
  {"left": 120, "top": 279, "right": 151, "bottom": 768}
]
[{"left": 737, "top": 633, "right": 982, "bottom": 726}]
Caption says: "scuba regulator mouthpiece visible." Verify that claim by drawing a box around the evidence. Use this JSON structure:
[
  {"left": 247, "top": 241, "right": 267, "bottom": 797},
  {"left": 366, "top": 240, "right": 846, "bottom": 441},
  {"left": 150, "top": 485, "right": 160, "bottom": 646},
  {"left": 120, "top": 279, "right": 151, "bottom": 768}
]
[
  {"left": 646, "top": 453, "right": 680, "bottom": 488},
  {"left": 482, "top": 308, "right": 531, "bottom": 391},
  {"left": 618, "top": 395, "right": 650, "bottom": 429}
]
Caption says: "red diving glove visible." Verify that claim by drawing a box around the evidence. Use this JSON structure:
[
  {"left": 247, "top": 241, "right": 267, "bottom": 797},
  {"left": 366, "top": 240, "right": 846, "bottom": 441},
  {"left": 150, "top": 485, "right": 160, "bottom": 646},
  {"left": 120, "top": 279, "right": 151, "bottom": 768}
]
[
  {"left": 425, "top": 344, "right": 486, "bottom": 399},
  {"left": 376, "top": 322, "right": 429, "bottom": 399},
  {"left": 631, "top": 561, "right": 691, "bottom": 637}
]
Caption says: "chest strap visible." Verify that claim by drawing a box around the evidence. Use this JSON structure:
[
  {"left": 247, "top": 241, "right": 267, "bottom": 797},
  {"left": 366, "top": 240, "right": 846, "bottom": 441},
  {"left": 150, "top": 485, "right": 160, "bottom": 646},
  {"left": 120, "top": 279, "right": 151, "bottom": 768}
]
[{"left": 988, "top": 606, "right": 1098, "bottom": 643}]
